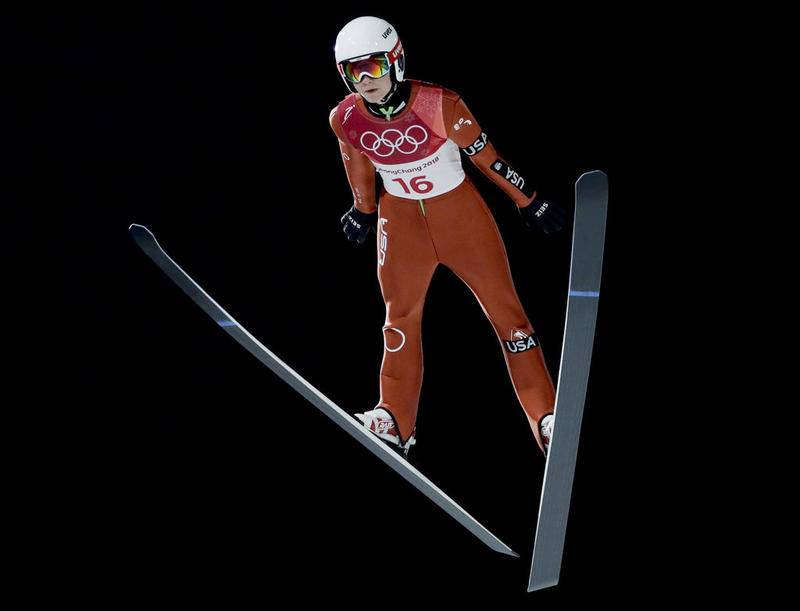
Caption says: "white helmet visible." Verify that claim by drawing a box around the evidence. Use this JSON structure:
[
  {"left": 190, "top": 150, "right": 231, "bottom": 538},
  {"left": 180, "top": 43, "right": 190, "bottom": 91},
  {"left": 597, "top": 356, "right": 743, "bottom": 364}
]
[{"left": 334, "top": 16, "right": 405, "bottom": 93}]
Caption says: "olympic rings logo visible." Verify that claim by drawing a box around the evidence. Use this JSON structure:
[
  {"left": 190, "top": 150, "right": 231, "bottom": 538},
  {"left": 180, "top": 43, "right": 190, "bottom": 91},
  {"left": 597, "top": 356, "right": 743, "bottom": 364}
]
[{"left": 360, "top": 125, "right": 429, "bottom": 157}]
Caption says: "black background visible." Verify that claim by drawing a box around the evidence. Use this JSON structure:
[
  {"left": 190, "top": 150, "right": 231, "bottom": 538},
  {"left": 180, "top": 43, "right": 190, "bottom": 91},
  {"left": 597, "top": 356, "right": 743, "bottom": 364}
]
[{"left": 22, "top": 4, "right": 690, "bottom": 604}]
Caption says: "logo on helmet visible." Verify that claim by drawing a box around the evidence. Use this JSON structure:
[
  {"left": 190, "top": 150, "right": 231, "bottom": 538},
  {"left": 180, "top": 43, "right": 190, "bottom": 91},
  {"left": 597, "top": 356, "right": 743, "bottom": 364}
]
[{"left": 387, "top": 40, "right": 403, "bottom": 62}]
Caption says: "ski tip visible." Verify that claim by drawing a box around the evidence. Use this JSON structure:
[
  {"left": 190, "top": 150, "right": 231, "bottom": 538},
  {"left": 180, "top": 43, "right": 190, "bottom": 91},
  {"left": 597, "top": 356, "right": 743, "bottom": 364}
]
[
  {"left": 128, "top": 223, "right": 152, "bottom": 235},
  {"left": 129, "top": 224, "right": 160, "bottom": 247},
  {"left": 576, "top": 169, "right": 608, "bottom": 188},
  {"left": 578, "top": 169, "right": 607, "bottom": 180}
]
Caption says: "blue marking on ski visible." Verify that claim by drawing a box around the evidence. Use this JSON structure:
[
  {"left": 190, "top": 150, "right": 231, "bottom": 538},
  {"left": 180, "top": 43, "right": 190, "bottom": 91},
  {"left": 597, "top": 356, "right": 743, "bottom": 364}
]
[
  {"left": 568, "top": 290, "right": 600, "bottom": 298},
  {"left": 218, "top": 320, "right": 236, "bottom": 327}
]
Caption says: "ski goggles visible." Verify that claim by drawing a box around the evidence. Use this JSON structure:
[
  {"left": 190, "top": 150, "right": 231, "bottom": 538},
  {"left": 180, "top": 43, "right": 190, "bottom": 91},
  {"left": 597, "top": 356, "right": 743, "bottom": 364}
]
[{"left": 338, "top": 53, "right": 392, "bottom": 83}]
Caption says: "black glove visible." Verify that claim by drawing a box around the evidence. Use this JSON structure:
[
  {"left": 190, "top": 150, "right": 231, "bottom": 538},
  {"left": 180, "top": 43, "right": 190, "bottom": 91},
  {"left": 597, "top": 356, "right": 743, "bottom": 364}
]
[
  {"left": 519, "top": 197, "right": 566, "bottom": 234},
  {"left": 340, "top": 205, "right": 378, "bottom": 245}
]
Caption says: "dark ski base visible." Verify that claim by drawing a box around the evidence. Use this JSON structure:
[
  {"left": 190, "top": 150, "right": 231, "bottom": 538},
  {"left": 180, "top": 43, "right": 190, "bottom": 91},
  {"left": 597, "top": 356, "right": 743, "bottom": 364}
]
[
  {"left": 528, "top": 170, "right": 609, "bottom": 591},
  {"left": 129, "top": 223, "right": 518, "bottom": 558}
]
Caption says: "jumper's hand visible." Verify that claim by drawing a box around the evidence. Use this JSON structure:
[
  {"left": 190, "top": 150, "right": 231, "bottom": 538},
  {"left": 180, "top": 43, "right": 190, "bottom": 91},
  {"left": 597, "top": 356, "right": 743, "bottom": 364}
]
[
  {"left": 340, "top": 205, "right": 378, "bottom": 245},
  {"left": 519, "top": 198, "right": 566, "bottom": 234}
]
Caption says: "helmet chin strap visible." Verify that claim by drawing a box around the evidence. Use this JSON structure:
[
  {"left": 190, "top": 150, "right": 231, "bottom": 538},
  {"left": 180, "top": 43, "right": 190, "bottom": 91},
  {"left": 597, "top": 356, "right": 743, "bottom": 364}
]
[
  {"left": 377, "top": 81, "right": 399, "bottom": 105},
  {"left": 362, "top": 80, "right": 410, "bottom": 120}
]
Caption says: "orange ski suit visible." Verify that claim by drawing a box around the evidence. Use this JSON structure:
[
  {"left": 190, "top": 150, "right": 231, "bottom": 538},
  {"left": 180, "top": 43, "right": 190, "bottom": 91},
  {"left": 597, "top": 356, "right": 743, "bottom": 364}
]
[{"left": 330, "top": 80, "right": 555, "bottom": 452}]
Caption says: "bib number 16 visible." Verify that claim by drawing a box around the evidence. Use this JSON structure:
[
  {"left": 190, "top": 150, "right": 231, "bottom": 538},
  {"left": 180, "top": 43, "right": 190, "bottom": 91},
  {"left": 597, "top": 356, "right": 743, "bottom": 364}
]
[{"left": 392, "top": 176, "right": 433, "bottom": 195}]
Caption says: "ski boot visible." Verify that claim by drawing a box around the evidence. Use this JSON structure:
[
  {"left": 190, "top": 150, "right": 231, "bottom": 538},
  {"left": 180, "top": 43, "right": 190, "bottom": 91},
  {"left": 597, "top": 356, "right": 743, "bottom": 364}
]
[
  {"left": 540, "top": 413, "right": 554, "bottom": 457},
  {"left": 354, "top": 407, "right": 416, "bottom": 460}
]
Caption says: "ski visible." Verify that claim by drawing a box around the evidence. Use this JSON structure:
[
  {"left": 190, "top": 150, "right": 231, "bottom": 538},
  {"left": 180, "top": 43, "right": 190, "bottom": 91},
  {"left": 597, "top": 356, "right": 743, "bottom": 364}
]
[
  {"left": 129, "top": 223, "right": 518, "bottom": 558},
  {"left": 528, "top": 170, "right": 609, "bottom": 591}
]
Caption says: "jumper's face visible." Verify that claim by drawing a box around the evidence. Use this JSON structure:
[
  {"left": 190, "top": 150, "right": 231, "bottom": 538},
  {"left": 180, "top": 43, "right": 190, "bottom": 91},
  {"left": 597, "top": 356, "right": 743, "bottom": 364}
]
[{"left": 354, "top": 73, "right": 392, "bottom": 104}]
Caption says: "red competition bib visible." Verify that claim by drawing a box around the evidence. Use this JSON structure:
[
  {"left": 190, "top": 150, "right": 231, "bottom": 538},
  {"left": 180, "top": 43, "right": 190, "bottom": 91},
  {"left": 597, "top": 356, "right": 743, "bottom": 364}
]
[{"left": 337, "top": 83, "right": 465, "bottom": 199}]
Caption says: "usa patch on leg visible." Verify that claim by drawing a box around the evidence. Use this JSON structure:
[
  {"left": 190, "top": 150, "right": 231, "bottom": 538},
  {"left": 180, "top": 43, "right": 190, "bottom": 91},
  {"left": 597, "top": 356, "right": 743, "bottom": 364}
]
[{"left": 504, "top": 329, "right": 540, "bottom": 353}]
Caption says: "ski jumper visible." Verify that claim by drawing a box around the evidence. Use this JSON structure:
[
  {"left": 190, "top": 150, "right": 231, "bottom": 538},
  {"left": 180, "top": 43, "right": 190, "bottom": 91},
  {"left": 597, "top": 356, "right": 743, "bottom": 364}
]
[{"left": 329, "top": 79, "right": 556, "bottom": 452}]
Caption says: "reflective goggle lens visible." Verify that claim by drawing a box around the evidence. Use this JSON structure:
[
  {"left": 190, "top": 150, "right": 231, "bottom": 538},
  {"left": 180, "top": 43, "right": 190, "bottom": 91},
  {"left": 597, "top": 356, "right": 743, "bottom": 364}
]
[{"left": 341, "top": 54, "right": 390, "bottom": 83}]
